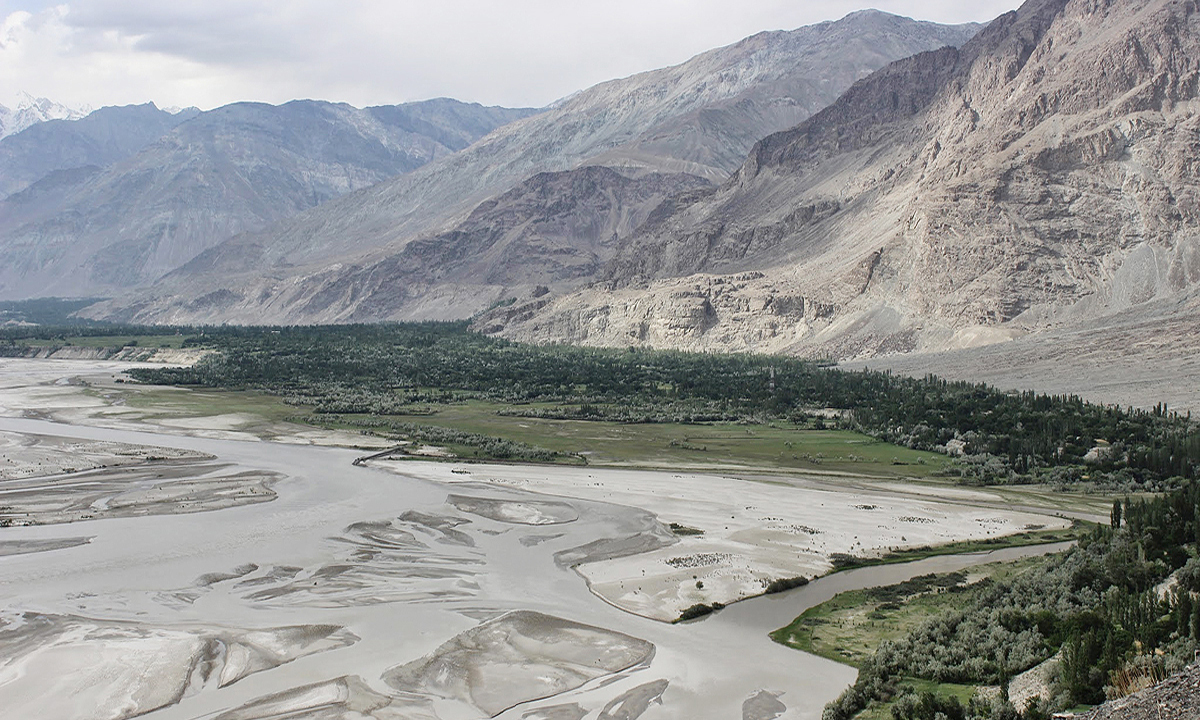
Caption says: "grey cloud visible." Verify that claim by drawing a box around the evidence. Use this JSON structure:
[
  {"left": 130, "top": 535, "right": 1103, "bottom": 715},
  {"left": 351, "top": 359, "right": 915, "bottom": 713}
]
[
  {"left": 7, "top": 0, "right": 1020, "bottom": 110},
  {"left": 62, "top": 0, "right": 308, "bottom": 62}
]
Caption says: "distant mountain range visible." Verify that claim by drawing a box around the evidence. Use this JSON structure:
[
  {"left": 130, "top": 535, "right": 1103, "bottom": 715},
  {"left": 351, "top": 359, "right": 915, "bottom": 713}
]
[
  {"left": 0, "top": 99, "right": 537, "bottom": 298},
  {"left": 80, "top": 9, "right": 979, "bottom": 324},
  {"left": 0, "top": 103, "right": 200, "bottom": 198}
]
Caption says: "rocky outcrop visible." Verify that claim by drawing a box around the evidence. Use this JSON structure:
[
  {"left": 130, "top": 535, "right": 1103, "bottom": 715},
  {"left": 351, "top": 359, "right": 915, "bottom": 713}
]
[
  {"left": 1077, "top": 663, "right": 1200, "bottom": 719},
  {"left": 488, "top": 0, "right": 1200, "bottom": 359},
  {"left": 474, "top": 272, "right": 838, "bottom": 353},
  {"left": 84, "top": 11, "right": 980, "bottom": 324}
]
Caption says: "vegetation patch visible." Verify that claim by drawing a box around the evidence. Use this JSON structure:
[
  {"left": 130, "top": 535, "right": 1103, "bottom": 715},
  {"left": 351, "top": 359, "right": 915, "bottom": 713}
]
[
  {"left": 764, "top": 576, "right": 810, "bottom": 594},
  {"left": 827, "top": 523, "right": 1090, "bottom": 572},
  {"left": 771, "top": 569, "right": 981, "bottom": 668},
  {"left": 3, "top": 321, "right": 1196, "bottom": 486},
  {"left": 123, "top": 388, "right": 307, "bottom": 427},
  {"left": 808, "top": 484, "right": 1200, "bottom": 720},
  {"left": 0, "top": 298, "right": 109, "bottom": 326},
  {"left": 314, "top": 414, "right": 573, "bottom": 464},
  {"left": 675, "top": 602, "right": 725, "bottom": 622}
]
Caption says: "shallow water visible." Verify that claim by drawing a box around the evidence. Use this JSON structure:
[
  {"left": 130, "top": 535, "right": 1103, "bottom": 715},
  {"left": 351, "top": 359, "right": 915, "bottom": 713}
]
[{"left": 0, "top": 415, "right": 1070, "bottom": 720}]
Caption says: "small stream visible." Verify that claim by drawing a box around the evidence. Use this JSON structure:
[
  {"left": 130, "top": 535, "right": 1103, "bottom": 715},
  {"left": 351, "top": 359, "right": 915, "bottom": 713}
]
[{"left": 719, "top": 541, "right": 1075, "bottom": 635}]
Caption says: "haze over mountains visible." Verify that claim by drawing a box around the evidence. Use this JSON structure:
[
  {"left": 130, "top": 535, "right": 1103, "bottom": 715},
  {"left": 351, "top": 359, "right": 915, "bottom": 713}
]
[
  {"left": 0, "top": 103, "right": 201, "bottom": 198},
  {"left": 0, "top": 99, "right": 537, "bottom": 298}
]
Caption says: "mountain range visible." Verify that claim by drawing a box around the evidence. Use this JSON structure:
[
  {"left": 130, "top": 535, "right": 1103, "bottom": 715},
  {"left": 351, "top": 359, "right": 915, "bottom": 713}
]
[
  {"left": 0, "top": 99, "right": 537, "bottom": 298},
  {"left": 78, "top": 10, "right": 980, "bottom": 324},
  {"left": 476, "top": 0, "right": 1200, "bottom": 366}
]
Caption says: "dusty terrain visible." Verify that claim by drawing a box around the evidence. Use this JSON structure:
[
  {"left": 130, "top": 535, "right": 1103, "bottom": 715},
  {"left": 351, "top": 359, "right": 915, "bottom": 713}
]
[{"left": 842, "top": 294, "right": 1200, "bottom": 413}]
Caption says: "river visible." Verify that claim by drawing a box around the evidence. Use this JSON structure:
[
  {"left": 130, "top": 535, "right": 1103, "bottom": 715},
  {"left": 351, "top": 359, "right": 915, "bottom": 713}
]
[{"left": 0, "top": 414, "right": 1072, "bottom": 720}]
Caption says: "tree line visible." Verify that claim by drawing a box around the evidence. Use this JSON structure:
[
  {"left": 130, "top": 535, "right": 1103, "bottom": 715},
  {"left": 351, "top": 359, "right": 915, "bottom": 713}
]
[
  {"left": 4, "top": 320, "right": 1196, "bottom": 486},
  {"left": 118, "top": 322, "right": 1198, "bottom": 487}
]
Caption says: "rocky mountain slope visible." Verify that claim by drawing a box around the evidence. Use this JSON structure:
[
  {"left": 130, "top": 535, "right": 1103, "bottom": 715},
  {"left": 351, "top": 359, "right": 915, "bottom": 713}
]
[
  {"left": 0, "top": 102, "right": 199, "bottom": 198},
  {"left": 481, "top": 0, "right": 1200, "bottom": 363},
  {"left": 133, "top": 166, "right": 714, "bottom": 323},
  {"left": 85, "top": 10, "right": 980, "bottom": 324},
  {"left": 0, "top": 99, "right": 536, "bottom": 299}
]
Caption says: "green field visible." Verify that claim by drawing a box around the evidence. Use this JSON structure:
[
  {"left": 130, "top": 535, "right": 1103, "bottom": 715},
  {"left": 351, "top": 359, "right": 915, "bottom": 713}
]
[
  {"left": 66, "top": 334, "right": 188, "bottom": 348},
  {"left": 853, "top": 679, "right": 979, "bottom": 720},
  {"left": 81, "top": 377, "right": 949, "bottom": 473},
  {"left": 121, "top": 386, "right": 304, "bottom": 423},
  {"left": 316, "top": 399, "right": 948, "bottom": 474},
  {"left": 771, "top": 557, "right": 1050, "bottom": 666}
]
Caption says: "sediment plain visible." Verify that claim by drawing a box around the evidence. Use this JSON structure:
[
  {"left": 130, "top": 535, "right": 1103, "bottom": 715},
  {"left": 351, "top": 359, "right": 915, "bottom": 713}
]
[{"left": 0, "top": 359, "right": 1078, "bottom": 719}]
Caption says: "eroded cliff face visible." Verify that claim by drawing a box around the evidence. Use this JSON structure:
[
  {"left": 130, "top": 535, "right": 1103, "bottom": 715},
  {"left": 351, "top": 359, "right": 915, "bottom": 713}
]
[
  {"left": 484, "top": 0, "right": 1200, "bottom": 358},
  {"left": 1076, "top": 663, "right": 1200, "bottom": 720}
]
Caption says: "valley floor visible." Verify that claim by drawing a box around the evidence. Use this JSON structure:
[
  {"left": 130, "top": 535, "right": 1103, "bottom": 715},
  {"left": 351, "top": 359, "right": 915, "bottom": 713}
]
[{"left": 0, "top": 358, "right": 1093, "bottom": 720}]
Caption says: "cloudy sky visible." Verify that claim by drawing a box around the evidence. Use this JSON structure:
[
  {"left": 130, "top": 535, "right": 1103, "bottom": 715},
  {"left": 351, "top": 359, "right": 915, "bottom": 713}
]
[{"left": 1, "top": 0, "right": 1020, "bottom": 112}]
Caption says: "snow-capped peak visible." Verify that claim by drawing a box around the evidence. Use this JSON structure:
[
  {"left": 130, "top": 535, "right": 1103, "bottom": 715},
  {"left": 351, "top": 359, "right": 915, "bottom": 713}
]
[{"left": 0, "top": 93, "right": 93, "bottom": 139}]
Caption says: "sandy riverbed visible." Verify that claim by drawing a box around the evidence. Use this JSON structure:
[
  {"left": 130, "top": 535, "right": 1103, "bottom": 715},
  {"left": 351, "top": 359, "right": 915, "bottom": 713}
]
[
  {"left": 377, "top": 461, "right": 1070, "bottom": 621},
  {"left": 0, "top": 358, "right": 394, "bottom": 448},
  {"left": 0, "top": 429, "right": 211, "bottom": 480},
  {"left": 0, "top": 358, "right": 1079, "bottom": 720},
  {"left": 0, "top": 612, "right": 357, "bottom": 720}
]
